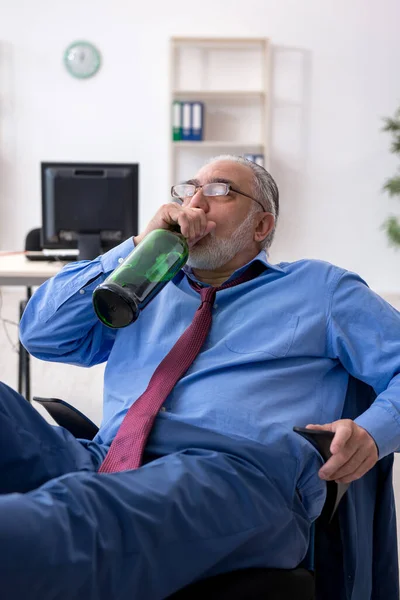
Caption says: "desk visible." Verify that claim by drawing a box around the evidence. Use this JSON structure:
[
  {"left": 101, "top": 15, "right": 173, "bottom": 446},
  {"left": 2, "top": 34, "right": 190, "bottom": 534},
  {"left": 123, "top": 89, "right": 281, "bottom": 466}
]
[
  {"left": 0, "top": 253, "right": 65, "bottom": 286},
  {"left": 0, "top": 252, "right": 66, "bottom": 401}
]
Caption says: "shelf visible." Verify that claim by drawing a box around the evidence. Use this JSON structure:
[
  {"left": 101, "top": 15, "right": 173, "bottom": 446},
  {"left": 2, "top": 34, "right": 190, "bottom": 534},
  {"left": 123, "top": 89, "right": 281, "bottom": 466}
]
[
  {"left": 172, "top": 37, "right": 267, "bottom": 48},
  {"left": 173, "top": 90, "right": 266, "bottom": 99},
  {"left": 172, "top": 141, "right": 264, "bottom": 148}
]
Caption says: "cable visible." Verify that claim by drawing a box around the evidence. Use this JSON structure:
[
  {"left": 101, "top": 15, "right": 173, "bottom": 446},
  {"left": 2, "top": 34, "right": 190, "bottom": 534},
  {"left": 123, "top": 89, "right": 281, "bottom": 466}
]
[
  {"left": 0, "top": 288, "right": 20, "bottom": 354},
  {"left": 0, "top": 250, "right": 26, "bottom": 257}
]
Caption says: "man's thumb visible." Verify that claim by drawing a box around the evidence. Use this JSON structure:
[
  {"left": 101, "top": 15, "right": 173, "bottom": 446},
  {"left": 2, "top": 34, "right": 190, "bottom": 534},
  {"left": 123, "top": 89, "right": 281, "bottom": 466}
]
[{"left": 305, "top": 423, "right": 333, "bottom": 431}]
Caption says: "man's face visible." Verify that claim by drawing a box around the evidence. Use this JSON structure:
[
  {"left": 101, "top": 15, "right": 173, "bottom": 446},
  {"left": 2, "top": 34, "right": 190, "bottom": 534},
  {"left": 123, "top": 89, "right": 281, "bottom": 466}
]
[{"left": 184, "top": 160, "right": 261, "bottom": 270}]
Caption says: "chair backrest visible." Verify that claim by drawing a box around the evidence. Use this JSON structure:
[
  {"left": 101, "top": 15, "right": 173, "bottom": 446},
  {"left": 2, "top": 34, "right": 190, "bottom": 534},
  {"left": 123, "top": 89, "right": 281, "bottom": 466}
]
[{"left": 25, "top": 228, "right": 42, "bottom": 251}]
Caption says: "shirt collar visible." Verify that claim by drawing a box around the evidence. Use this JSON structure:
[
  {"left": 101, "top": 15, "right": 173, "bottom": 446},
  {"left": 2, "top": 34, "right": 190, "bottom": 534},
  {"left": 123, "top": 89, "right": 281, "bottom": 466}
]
[{"left": 181, "top": 250, "right": 284, "bottom": 285}]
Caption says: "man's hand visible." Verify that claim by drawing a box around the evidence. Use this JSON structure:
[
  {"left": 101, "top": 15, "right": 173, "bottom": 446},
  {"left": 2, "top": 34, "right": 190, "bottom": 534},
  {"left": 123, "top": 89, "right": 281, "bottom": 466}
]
[
  {"left": 134, "top": 204, "right": 216, "bottom": 248},
  {"left": 305, "top": 420, "right": 378, "bottom": 484}
]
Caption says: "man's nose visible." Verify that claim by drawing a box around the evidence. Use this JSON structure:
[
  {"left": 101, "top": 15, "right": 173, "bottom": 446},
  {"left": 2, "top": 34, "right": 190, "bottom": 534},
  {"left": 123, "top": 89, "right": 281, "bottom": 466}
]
[{"left": 188, "top": 188, "right": 209, "bottom": 211}]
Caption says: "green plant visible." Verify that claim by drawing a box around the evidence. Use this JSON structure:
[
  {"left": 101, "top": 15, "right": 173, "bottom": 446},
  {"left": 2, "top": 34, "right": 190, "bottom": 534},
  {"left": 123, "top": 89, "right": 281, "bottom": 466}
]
[{"left": 382, "top": 106, "right": 400, "bottom": 248}]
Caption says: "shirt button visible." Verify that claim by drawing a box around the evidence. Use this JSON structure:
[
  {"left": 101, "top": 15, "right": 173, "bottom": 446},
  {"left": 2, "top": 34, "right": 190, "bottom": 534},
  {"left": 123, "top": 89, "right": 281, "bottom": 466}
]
[
  {"left": 160, "top": 406, "right": 166, "bottom": 412},
  {"left": 118, "top": 257, "right": 124, "bottom": 264},
  {"left": 79, "top": 289, "right": 85, "bottom": 295},
  {"left": 214, "top": 304, "right": 218, "bottom": 309}
]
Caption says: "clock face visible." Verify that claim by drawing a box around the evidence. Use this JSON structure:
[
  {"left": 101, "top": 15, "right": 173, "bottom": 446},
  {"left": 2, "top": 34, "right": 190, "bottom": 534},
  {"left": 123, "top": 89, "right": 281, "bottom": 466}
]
[{"left": 64, "top": 41, "right": 101, "bottom": 79}]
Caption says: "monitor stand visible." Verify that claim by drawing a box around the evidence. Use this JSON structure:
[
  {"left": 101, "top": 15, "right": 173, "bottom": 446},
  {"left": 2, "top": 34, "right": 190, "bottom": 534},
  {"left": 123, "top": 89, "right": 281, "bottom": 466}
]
[{"left": 77, "top": 233, "right": 102, "bottom": 261}]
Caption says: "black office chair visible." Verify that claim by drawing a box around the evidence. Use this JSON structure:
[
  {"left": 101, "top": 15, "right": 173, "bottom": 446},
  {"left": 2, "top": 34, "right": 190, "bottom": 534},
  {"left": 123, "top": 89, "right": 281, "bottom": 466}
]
[
  {"left": 33, "top": 396, "right": 349, "bottom": 600},
  {"left": 25, "top": 227, "right": 42, "bottom": 253}
]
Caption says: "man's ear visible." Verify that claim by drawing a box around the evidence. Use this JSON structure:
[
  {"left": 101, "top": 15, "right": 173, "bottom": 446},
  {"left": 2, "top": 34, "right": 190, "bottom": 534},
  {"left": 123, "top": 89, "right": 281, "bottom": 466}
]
[{"left": 254, "top": 213, "right": 275, "bottom": 244}]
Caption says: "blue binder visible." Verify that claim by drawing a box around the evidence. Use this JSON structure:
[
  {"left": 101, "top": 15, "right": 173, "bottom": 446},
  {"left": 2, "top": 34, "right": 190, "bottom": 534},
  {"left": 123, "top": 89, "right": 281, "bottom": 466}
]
[
  {"left": 191, "top": 102, "right": 204, "bottom": 141},
  {"left": 243, "top": 154, "right": 264, "bottom": 167}
]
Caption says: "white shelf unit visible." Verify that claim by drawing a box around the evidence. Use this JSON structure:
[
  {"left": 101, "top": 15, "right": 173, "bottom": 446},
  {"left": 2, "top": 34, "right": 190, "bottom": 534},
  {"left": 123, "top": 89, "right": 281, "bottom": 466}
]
[{"left": 169, "top": 36, "right": 271, "bottom": 186}]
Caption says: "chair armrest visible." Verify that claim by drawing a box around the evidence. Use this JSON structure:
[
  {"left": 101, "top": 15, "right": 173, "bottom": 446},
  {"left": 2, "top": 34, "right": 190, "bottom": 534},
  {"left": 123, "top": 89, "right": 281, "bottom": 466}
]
[
  {"left": 293, "top": 427, "right": 349, "bottom": 523},
  {"left": 33, "top": 397, "right": 99, "bottom": 441}
]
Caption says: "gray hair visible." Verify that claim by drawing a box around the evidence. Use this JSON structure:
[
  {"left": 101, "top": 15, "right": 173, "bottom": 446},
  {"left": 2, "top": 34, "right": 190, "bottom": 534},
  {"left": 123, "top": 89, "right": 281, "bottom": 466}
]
[{"left": 206, "top": 154, "right": 279, "bottom": 250}]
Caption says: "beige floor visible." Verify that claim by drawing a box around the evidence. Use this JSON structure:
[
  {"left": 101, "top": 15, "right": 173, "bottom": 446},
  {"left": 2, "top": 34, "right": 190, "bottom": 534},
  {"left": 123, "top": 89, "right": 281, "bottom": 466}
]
[{"left": 1, "top": 286, "right": 400, "bottom": 555}]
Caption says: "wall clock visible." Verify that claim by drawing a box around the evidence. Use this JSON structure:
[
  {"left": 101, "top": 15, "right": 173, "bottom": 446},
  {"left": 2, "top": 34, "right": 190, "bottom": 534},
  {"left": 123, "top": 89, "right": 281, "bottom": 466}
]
[{"left": 64, "top": 41, "right": 101, "bottom": 79}]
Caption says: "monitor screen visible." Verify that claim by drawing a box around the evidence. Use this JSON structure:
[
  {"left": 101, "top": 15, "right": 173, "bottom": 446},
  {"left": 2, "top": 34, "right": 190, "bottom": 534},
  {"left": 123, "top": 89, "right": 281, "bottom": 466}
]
[{"left": 41, "top": 162, "right": 139, "bottom": 259}]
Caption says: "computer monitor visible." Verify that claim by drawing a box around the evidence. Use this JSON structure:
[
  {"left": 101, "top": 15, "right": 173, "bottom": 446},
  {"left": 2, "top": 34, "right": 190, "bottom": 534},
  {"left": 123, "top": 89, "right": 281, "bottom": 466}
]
[{"left": 41, "top": 162, "right": 139, "bottom": 260}]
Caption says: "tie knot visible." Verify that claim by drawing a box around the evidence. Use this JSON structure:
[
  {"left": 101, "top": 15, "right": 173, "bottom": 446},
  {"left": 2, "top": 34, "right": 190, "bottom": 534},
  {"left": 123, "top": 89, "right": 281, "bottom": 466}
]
[{"left": 200, "top": 286, "right": 217, "bottom": 304}]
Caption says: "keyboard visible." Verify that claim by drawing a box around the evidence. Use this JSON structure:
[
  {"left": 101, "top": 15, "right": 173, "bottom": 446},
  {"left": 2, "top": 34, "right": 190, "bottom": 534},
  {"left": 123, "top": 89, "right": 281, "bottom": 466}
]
[{"left": 26, "top": 249, "right": 79, "bottom": 262}]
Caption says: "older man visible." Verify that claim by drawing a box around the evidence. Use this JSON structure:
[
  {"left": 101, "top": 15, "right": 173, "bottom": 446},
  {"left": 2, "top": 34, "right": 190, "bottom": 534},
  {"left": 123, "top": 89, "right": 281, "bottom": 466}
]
[{"left": 0, "top": 155, "right": 399, "bottom": 599}]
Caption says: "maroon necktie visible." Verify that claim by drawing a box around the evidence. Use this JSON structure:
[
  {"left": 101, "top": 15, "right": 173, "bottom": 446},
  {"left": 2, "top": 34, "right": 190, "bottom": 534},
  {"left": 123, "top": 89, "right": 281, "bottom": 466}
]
[{"left": 98, "top": 264, "right": 262, "bottom": 473}]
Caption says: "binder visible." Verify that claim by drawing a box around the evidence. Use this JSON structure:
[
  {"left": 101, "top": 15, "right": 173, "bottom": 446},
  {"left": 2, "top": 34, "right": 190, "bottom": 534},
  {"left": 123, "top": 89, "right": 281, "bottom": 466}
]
[
  {"left": 172, "top": 101, "right": 182, "bottom": 141},
  {"left": 254, "top": 154, "right": 265, "bottom": 167},
  {"left": 181, "top": 102, "right": 192, "bottom": 141},
  {"left": 191, "top": 102, "right": 204, "bottom": 141}
]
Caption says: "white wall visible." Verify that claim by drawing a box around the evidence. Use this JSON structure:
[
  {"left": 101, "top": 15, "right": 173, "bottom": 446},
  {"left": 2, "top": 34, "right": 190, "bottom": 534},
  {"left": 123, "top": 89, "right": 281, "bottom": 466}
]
[{"left": 0, "top": 0, "right": 400, "bottom": 293}]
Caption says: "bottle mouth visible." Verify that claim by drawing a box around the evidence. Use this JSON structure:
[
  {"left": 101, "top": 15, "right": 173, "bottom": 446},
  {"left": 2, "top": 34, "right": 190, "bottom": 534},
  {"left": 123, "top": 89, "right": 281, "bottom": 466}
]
[{"left": 93, "top": 284, "right": 139, "bottom": 329}]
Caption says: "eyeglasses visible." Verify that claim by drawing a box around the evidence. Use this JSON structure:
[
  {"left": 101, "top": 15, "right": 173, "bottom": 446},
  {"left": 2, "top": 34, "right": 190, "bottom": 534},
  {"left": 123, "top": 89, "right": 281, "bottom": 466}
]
[{"left": 170, "top": 182, "right": 266, "bottom": 211}]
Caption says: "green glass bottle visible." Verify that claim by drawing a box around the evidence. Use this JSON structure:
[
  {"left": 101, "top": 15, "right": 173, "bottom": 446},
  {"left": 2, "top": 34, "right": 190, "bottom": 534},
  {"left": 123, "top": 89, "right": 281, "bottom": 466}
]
[{"left": 92, "top": 229, "right": 189, "bottom": 328}]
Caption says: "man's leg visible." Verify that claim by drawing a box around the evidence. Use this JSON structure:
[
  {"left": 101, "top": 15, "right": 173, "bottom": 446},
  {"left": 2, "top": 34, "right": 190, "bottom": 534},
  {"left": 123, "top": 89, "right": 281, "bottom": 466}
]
[
  {"left": 0, "top": 381, "right": 99, "bottom": 494},
  {"left": 0, "top": 419, "right": 325, "bottom": 600}
]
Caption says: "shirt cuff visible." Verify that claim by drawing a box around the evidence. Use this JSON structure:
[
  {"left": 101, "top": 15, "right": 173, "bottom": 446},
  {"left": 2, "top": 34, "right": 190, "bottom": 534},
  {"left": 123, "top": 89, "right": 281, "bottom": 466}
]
[
  {"left": 100, "top": 237, "right": 135, "bottom": 273},
  {"left": 355, "top": 404, "right": 400, "bottom": 458}
]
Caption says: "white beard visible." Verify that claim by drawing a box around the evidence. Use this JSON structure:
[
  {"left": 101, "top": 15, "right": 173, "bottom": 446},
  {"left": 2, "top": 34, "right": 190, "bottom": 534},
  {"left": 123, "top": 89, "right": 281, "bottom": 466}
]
[{"left": 186, "top": 209, "right": 257, "bottom": 271}]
